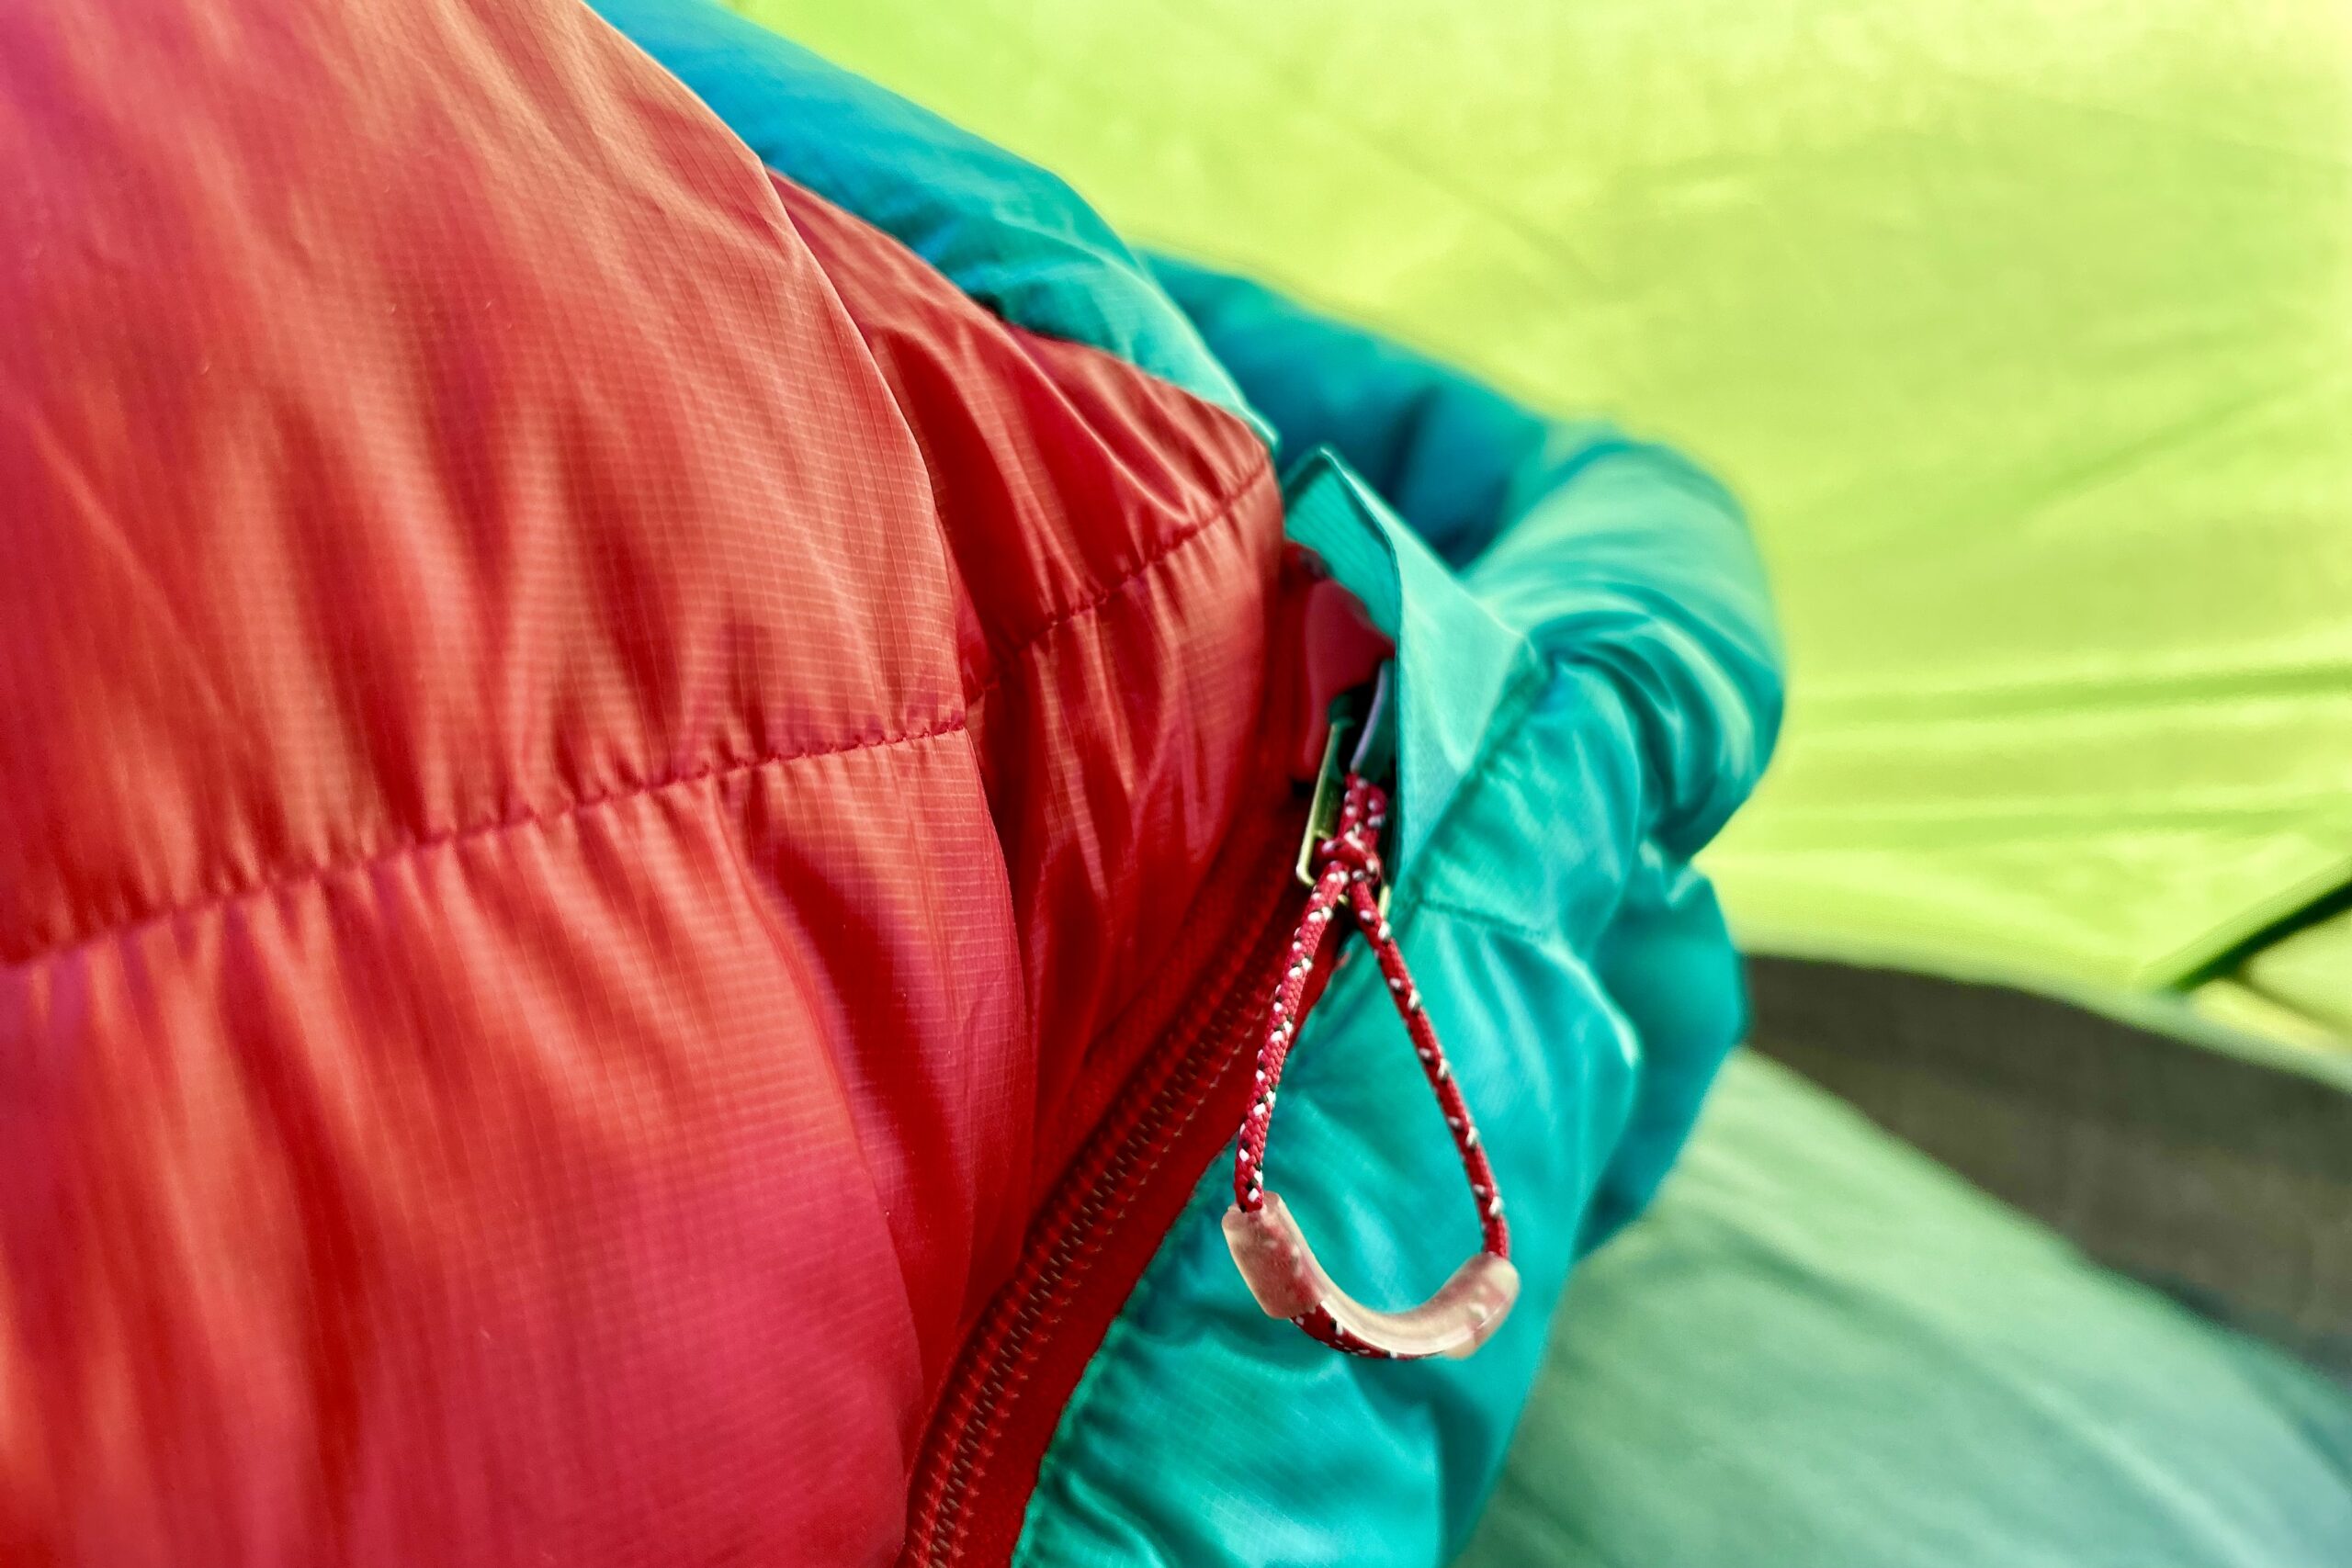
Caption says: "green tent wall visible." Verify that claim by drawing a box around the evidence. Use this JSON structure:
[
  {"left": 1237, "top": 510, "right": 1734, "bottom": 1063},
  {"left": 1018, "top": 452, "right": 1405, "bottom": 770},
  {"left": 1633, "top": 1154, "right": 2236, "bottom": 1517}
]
[{"left": 740, "top": 0, "right": 2352, "bottom": 1009}]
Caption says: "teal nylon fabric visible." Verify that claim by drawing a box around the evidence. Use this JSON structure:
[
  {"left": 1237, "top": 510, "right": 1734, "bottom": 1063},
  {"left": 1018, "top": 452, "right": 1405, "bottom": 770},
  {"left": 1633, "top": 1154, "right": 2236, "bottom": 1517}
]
[
  {"left": 1155, "top": 258, "right": 1781, "bottom": 861},
  {"left": 1279, "top": 456, "right": 1523, "bottom": 874},
  {"left": 585, "top": 0, "right": 1261, "bottom": 436},
  {"left": 1017, "top": 280, "right": 1780, "bottom": 1564}
]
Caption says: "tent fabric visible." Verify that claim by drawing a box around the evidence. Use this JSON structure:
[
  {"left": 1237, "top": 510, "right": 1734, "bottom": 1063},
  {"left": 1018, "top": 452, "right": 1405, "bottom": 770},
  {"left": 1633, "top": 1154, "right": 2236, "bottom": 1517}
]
[
  {"left": 1453, "top": 1049, "right": 2352, "bottom": 1568},
  {"left": 743, "top": 0, "right": 2352, "bottom": 996},
  {"left": 2229, "top": 905, "right": 2352, "bottom": 1038}
]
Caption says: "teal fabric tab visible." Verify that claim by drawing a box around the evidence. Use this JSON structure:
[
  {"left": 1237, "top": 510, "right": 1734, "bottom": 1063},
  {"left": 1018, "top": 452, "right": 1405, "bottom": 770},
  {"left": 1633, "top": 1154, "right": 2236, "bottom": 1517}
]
[
  {"left": 587, "top": 0, "right": 1265, "bottom": 438},
  {"left": 1281, "top": 452, "right": 1530, "bottom": 874}
]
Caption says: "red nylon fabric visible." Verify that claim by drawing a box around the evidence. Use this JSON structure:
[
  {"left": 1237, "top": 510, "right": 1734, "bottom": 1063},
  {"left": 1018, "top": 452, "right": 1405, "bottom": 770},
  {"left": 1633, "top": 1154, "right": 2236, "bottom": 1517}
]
[
  {"left": 775, "top": 185, "right": 1283, "bottom": 1201},
  {"left": 0, "top": 3, "right": 1283, "bottom": 1563}
]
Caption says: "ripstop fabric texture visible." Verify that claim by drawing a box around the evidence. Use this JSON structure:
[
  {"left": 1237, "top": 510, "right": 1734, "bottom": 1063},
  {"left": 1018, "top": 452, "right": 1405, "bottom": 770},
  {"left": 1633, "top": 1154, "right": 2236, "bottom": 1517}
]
[
  {"left": 588, "top": 0, "right": 1261, "bottom": 437},
  {"left": 0, "top": 0, "right": 1293, "bottom": 1559}
]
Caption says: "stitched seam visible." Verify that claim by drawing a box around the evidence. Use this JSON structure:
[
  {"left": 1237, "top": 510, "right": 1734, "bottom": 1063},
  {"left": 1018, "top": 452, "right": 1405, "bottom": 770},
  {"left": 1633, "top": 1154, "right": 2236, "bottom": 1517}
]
[
  {"left": 766, "top": 162, "right": 1275, "bottom": 706},
  {"left": 972, "top": 460, "right": 1274, "bottom": 701},
  {"left": 6, "top": 714, "right": 968, "bottom": 971},
  {"left": 11, "top": 446, "right": 1276, "bottom": 971}
]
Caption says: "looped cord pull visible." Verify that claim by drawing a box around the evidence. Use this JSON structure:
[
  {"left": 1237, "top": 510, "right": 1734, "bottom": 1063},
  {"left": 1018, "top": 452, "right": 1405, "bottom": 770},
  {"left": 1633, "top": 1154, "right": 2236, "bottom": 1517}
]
[{"left": 1224, "top": 773, "right": 1517, "bottom": 1360}]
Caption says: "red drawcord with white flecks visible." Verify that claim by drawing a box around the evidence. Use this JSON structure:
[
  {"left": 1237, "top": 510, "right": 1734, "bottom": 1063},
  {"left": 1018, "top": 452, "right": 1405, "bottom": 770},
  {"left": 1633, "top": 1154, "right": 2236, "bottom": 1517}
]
[{"left": 1224, "top": 772, "right": 1515, "bottom": 1360}]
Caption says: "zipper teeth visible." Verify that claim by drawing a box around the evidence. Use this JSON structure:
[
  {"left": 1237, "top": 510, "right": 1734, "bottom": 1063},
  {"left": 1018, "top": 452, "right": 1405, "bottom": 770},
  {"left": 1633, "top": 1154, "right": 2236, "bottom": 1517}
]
[{"left": 908, "top": 837, "right": 1300, "bottom": 1565}]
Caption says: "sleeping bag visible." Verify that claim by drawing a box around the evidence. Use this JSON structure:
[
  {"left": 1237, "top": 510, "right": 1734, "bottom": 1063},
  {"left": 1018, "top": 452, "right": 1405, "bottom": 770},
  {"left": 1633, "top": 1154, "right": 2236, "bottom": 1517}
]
[{"left": 0, "top": 0, "right": 1780, "bottom": 1562}]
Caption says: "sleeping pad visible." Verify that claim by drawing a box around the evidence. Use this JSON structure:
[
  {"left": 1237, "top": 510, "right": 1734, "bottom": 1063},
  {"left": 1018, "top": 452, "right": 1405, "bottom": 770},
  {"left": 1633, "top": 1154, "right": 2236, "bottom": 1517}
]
[
  {"left": 0, "top": 0, "right": 1779, "bottom": 1563},
  {"left": 1459, "top": 1049, "right": 2352, "bottom": 1568}
]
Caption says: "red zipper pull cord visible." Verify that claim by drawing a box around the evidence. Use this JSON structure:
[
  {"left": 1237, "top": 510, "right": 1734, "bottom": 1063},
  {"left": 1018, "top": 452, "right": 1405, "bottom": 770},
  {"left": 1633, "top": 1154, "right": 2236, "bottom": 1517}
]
[{"left": 1222, "top": 772, "right": 1519, "bottom": 1361}]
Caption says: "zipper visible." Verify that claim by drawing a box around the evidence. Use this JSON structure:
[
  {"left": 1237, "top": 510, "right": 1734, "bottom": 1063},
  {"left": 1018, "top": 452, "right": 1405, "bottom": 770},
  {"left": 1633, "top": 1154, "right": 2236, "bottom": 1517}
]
[{"left": 897, "top": 788, "right": 1310, "bottom": 1568}]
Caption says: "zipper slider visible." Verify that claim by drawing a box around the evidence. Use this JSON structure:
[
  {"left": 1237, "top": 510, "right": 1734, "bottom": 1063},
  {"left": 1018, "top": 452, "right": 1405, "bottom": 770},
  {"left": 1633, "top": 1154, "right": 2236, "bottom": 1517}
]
[
  {"left": 1296, "top": 665, "right": 1395, "bottom": 913},
  {"left": 1296, "top": 692, "right": 1364, "bottom": 887}
]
